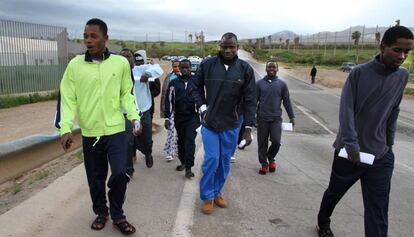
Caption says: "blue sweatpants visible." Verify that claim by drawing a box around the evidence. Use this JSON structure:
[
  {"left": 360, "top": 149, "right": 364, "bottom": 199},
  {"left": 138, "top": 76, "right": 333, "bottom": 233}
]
[
  {"left": 230, "top": 115, "right": 244, "bottom": 157},
  {"left": 200, "top": 126, "right": 239, "bottom": 201}
]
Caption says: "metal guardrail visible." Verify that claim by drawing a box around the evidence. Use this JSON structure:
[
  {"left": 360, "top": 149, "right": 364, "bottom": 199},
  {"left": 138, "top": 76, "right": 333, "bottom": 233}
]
[
  {"left": 0, "top": 128, "right": 81, "bottom": 184},
  {"left": 0, "top": 120, "right": 165, "bottom": 184}
]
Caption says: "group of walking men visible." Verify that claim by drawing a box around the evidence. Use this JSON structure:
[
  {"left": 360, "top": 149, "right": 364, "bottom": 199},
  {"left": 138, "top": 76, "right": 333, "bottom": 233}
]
[{"left": 55, "top": 17, "right": 413, "bottom": 237}]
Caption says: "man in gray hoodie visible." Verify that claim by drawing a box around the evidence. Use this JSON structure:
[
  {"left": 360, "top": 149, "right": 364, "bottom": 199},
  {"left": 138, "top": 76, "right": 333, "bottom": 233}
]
[{"left": 316, "top": 26, "right": 413, "bottom": 237}]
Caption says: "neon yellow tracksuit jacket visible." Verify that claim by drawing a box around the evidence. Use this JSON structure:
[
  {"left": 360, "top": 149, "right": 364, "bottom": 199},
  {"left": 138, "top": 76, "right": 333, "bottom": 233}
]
[{"left": 57, "top": 52, "right": 140, "bottom": 137}]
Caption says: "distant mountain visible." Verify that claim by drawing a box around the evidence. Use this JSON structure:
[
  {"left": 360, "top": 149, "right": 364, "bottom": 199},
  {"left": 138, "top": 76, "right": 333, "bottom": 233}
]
[
  {"left": 240, "top": 30, "right": 298, "bottom": 43},
  {"left": 241, "top": 26, "right": 414, "bottom": 45}
]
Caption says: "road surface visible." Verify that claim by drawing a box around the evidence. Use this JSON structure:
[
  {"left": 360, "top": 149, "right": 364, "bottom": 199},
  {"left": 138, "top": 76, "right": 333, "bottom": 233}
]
[{"left": 1, "top": 50, "right": 414, "bottom": 237}]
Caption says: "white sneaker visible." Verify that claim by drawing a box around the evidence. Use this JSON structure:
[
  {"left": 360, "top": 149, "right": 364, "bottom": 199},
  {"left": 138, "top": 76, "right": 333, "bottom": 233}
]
[
  {"left": 230, "top": 156, "right": 236, "bottom": 163},
  {"left": 166, "top": 155, "right": 174, "bottom": 162}
]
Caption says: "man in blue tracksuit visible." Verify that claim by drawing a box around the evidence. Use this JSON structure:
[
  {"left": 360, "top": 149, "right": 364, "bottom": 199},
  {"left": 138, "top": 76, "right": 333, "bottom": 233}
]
[
  {"left": 316, "top": 26, "right": 413, "bottom": 237},
  {"left": 189, "top": 32, "right": 256, "bottom": 214},
  {"left": 164, "top": 59, "right": 199, "bottom": 179}
]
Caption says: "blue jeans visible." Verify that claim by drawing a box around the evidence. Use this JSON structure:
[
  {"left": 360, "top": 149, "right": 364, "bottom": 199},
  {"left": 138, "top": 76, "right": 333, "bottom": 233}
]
[{"left": 199, "top": 126, "right": 239, "bottom": 201}]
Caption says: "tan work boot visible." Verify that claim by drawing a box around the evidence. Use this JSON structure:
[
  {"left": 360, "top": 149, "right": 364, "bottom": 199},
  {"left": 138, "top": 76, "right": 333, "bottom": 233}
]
[
  {"left": 201, "top": 200, "right": 214, "bottom": 214},
  {"left": 214, "top": 195, "right": 228, "bottom": 208}
]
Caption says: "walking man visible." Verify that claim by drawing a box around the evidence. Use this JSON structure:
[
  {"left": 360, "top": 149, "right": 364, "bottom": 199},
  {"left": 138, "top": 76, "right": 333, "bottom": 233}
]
[
  {"left": 132, "top": 49, "right": 164, "bottom": 168},
  {"left": 189, "top": 32, "right": 256, "bottom": 214},
  {"left": 316, "top": 26, "right": 413, "bottom": 237},
  {"left": 310, "top": 65, "right": 317, "bottom": 84},
  {"left": 55, "top": 18, "right": 140, "bottom": 234},
  {"left": 256, "top": 60, "right": 295, "bottom": 175},
  {"left": 164, "top": 59, "right": 200, "bottom": 178}
]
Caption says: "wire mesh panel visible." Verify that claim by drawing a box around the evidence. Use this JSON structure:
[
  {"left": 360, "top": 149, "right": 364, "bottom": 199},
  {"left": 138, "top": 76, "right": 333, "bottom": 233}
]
[{"left": 0, "top": 19, "right": 68, "bottom": 95}]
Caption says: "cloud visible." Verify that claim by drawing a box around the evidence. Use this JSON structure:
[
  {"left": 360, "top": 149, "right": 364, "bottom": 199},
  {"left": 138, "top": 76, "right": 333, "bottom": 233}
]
[{"left": 1, "top": 0, "right": 413, "bottom": 41}]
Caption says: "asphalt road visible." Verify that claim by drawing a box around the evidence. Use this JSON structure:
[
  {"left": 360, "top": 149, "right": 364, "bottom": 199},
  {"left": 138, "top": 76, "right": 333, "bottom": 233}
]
[{"left": 1, "top": 51, "right": 414, "bottom": 237}]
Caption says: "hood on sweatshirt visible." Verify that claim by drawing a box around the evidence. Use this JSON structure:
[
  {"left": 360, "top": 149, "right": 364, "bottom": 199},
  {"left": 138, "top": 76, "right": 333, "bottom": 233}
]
[{"left": 134, "top": 49, "right": 147, "bottom": 64}]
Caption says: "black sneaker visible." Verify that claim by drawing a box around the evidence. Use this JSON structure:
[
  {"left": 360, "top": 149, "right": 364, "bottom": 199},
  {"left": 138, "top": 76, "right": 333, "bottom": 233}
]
[
  {"left": 185, "top": 169, "right": 195, "bottom": 179},
  {"left": 316, "top": 225, "right": 335, "bottom": 237},
  {"left": 126, "top": 170, "right": 134, "bottom": 179},
  {"left": 145, "top": 155, "right": 153, "bottom": 168},
  {"left": 176, "top": 164, "right": 185, "bottom": 171}
]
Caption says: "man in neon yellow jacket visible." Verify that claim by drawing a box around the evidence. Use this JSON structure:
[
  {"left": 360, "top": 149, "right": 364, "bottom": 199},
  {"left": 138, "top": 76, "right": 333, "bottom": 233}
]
[{"left": 54, "top": 18, "right": 140, "bottom": 234}]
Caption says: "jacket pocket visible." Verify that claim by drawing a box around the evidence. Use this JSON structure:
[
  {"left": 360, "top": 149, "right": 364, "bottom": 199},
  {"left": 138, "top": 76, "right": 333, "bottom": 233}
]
[{"left": 106, "top": 99, "right": 123, "bottom": 126}]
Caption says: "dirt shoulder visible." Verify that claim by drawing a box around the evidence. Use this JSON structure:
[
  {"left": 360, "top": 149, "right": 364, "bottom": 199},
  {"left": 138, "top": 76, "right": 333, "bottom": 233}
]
[
  {"left": 279, "top": 63, "right": 414, "bottom": 99},
  {"left": 0, "top": 149, "right": 83, "bottom": 215},
  {"left": 280, "top": 63, "right": 347, "bottom": 88},
  {"left": 0, "top": 100, "right": 58, "bottom": 143}
]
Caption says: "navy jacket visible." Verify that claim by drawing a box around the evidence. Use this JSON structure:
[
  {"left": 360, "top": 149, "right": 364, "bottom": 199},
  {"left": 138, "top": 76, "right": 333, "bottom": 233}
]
[
  {"left": 164, "top": 75, "right": 198, "bottom": 122},
  {"left": 189, "top": 53, "right": 256, "bottom": 132}
]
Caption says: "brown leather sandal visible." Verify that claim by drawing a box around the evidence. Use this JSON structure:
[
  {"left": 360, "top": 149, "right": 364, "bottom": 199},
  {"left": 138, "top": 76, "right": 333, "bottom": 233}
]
[
  {"left": 113, "top": 219, "right": 136, "bottom": 235},
  {"left": 91, "top": 215, "right": 108, "bottom": 230}
]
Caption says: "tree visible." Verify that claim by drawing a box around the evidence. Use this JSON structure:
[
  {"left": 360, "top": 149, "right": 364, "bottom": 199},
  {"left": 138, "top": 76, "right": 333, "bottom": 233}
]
[
  {"left": 195, "top": 34, "right": 200, "bottom": 45},
  {"left": 188, "top": 33, "right": 193, "bottom": 43},
  {"left": 256, "top": 38, "right": 261, "bottom": 49},
  {"left": 268, "top": 35, "right": 272, "bottom": 49},
  {"left": 294, "top": 37, "right": 300, "bottom": 51},
  {"left": 375, "top": 32, "right": 381, "bottom": 46},
  {"left": 285, "top": 39, "right": 290, "bottom": 51},
  {"left": 352, "top": 30, "right": 361, "bottom": 63},
  {"left": 279, "top": 37, "right": 283, "bottom": 50}
]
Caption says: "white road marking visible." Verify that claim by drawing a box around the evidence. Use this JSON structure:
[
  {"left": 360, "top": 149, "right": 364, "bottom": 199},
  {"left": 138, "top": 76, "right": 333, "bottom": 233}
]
[
  {"left": 294, "top": 104, "right": 336, "bottom": 135},
  {"left": 171, "top": 138, "right": 203, "bottom": 237}
]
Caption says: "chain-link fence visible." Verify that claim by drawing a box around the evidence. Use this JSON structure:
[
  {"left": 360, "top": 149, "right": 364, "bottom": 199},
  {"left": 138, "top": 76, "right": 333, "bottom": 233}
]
[
  {"left": 245, "top": 25, "right": 414, "bottom": 68},
  {"left": 257, "top": 26, "right": 391, "bottom": 50},
  {"left": 0, "top": 19, "right": 68, "bottom": 95}
]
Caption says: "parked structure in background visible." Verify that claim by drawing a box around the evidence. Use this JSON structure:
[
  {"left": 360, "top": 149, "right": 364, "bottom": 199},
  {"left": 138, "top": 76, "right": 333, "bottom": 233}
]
[
  {"left": 0, "top": 19, "right": 123, "bottom": 96},
  {"left": 0, "top": 19, "right": 68, "bottom": 95}
]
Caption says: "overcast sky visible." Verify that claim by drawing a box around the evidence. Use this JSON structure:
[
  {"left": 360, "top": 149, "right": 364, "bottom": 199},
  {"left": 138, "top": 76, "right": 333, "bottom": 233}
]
[{"left": 1, "top": 0, "right": 413, "bottom": 41}]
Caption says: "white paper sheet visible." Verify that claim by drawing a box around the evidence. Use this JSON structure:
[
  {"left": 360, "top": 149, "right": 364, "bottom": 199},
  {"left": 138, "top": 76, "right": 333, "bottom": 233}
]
[
  {"left": 281, "top": 122, "right": 293, "bottom": 131},
  {"left": 238, "top": 134, "right": 254, "bottom": 148},
  {"left": 338, "top": 148, "right": 375, "bottom": 165}
]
